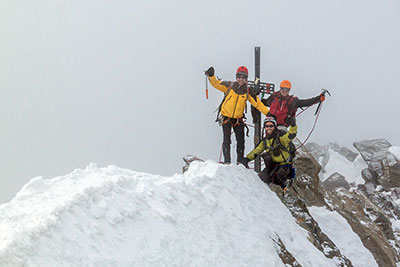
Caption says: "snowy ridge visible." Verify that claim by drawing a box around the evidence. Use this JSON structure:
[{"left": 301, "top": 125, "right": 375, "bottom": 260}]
[{"left": 0, "top": 162, "right": 340, "bottom": 266}]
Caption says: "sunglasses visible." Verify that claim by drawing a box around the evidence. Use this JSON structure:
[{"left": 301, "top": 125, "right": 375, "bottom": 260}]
[
  {"left": 236, "top": 75, "right": 248, "bottom": 80},
  {"left": 280, "top": 87, "right": 290, "bottom": 91},
  {"left": 265, "top": 124, "right": 275, "bottom": 128}
]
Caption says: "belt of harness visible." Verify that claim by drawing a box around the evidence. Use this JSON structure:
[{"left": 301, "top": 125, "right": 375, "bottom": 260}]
[
  {"left": 221, "top": 116, "right": 250, "bottom": 137},
  {"left": 270, "top": 164, "right": 296, "bottom": 187}
]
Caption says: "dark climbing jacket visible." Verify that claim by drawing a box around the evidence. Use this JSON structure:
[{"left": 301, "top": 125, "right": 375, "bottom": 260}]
[{"left": 262, "top": 92, "right": 320, "bottom": 126}]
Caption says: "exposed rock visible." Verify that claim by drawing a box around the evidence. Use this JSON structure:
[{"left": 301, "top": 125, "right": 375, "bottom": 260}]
[
  {"left": 272, "top": 237, "right": 302, "bottom": 267},
  {"left": 361, "top": 168, "right": 377, "bottom": 184},
  {"left": 328, "top": 142, "right": 359, "bottom": 162},
  {"left": 322, "top": 172, "right": 350, "bottom": 191},
  {"left": 306, "top": 142, "right": 359, "bottom": 167},
  {"left": 325, "top": 188, "right": 400, "bottom": 267},
  {"left": 354, "top": 139, "right": 400, "bottom": 189},
  {"left": 359, "top": 187, "right": 400, "bottom": 240},
  {"left": 292, "top": 143, "right": 326, "bottom": 207},
  {"left": 294, "top": 141, "right": 400, "bottom": 265},
  {"left": 275, "top": 186, "right": 352, "bottom": 266},
  {"left": 305, "top": 142, "right": 329, "bottom": 169},
  {"left": 182, "top": 155, "right": 204, "bottom": 173},
  {"left": 271, "top": 145, "right": 353, "bottom": 266}
]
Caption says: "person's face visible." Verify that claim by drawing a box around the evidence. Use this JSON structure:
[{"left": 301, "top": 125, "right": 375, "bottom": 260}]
[
  {"left": 265, "top": 123, "right": 275, "bottom": 135},
  {"left": 280, "top": 87, "right": 290, "bottom": 97},
  {"left": 236, "top": 74, "right": 248, "bottom": 86}
]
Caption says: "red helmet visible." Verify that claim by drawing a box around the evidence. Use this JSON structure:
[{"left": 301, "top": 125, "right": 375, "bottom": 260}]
[{"left": 236, "top": 66, "right": 248, "bottom": 77}]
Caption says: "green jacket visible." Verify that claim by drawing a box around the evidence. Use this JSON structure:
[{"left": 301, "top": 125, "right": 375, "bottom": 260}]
[{"left": 246, "top": 125, "right": 298, "bottom": 164}]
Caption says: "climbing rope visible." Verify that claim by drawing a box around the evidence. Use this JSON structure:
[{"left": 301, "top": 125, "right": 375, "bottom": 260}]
[
  {"left": 294, "top": 102, "right": 323, "bottom": 151},
  {"left": 217, "top": 101, "right": 325, "bottom": 163}
]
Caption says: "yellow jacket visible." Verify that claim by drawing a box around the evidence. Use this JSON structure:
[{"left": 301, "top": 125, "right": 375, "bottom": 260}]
[
  {"left": 246, "top": 125, "right": 298, "bottom": 164},
  {"left": 209, "top": 75, "right": 269, "bottom": 119}
]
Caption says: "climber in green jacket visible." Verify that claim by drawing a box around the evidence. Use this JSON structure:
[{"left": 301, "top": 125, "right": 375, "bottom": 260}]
[{"left": 240, "top": 116, "right": 297, "bottom": 189}]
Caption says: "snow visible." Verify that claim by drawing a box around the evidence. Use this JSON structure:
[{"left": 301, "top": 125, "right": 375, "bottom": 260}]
[
  {"left": 320, "top": 149, "right": 367, "bottom": 185},
  {"left": 0, "top": 162, "right": 338, "bottom": 267},
  {"left": 308, "top": 206, "right": 378, "bottom": 267},
  {"left": 389, "top": 146, "right": 400, "bottom": 161}
]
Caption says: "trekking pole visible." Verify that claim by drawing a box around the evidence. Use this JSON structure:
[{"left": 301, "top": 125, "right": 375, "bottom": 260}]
[{"left": 205, "top": 76, "right": 209, "bottom": 100}]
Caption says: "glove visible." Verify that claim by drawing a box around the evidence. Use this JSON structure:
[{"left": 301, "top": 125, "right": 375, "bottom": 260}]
[
  {"left": 286, "top": 116, "right": 296, "bottom": 126},
  {"left": 205, "top": 67, "right": 214, "bottom": 77},
  {"left": 320, "top": 93, "right": 325, "bottom": 102},
  {"left": 239, "top": 157, "right": 251, "bottom": 169}
]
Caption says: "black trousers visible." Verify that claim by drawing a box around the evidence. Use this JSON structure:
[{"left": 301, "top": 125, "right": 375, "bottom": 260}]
[
  {"left": 258, "top": 153, "right": 291, "bottom": 189},
  {"left": 222, "top": 119, "right": 245, "bottom": 164}
]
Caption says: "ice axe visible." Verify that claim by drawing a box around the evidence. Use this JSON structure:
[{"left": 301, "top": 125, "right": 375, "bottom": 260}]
[{"left": 314, "top": 89, "right": 331, "bottom": 116}]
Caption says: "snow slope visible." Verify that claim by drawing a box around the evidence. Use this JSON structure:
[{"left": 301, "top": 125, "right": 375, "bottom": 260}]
[
  {"left": 389, "top": 146, "right": 400, "bottom": 161},
  {"left": 308, "top": 206, "right": 378, "bottom": 267},
  {"left": 320, "top": 149, "right": 367, "bottom": 185},
  {"left": 0, "top": 162, "right": 340, "bottom": 266}
]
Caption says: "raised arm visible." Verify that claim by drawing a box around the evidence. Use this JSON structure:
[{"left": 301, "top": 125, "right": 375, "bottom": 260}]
[
  {"left": 279, "top": 122, "right": 298, "bottom": 147},
  {"left": 248, "top": 93, "right": 269, "bottom": 115},
  {"left": 208, "top": 75, "right": 230, "bottom": 94},
  {"left": 292, "top": 95, "right": 321, "bottom": 109}
]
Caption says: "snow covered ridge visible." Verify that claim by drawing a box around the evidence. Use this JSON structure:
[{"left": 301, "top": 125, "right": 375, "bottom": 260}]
[
  {"left": 2, "top": 137, "right": 399, "bottom": 266},
  {"left": 0, "top": 162, "right": 345, "bottom": 267}
]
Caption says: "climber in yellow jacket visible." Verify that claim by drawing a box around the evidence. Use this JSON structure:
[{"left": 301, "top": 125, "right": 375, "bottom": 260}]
[{"left": 205, "top": 66, "right": 269, "bottom": 164}]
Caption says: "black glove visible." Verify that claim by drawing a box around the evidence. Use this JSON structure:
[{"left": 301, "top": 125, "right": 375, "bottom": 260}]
[
  {"left": 240, "top": 157, "right": 251, "bottom": 169},
  {"left": 286, "top": 116, "right": 296, "bottom": 126},
  {"left": 205, "top": 67, "right": 214, "bottom": 77}
]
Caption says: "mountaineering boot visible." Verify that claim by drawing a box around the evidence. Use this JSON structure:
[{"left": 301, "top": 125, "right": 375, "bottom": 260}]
[
  {"left": 236, "top": 148, "right": 244, "bottom": 164},
  {"left": 276, "top": 166, "right": 291, "bottom": 189},
  {"left": 223, "top": 146, "right": 231, "bottom": 164}
]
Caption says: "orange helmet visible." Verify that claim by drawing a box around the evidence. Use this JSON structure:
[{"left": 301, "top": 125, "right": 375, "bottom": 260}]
[
  {"left": 236, "top": 66, "right": 248, "bottom": 77},
  {"left": 280, "top": 80, "right": 292, "bottom": 89}
]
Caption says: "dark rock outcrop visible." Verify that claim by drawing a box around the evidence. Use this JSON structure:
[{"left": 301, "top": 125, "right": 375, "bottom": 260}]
[
  {"left": 289, "top": 139, "right": 400, "bottom": 266},
  {"left": 272, "top": 237, "right": 302, "bottom": 267},
  {"left": 326, "top": 188, "right": 399, "bottom": 267},
  {"left": 322, "top": 172, "right": 350, "bottom": 191},
  {"left": 328, "top": 142, "right": 359, "bottom": 162},
  {"left": 354, "top": 139, "right": 400, "bottom": 189}
]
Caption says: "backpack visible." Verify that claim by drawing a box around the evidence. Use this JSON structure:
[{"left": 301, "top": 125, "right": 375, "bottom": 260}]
[{"left": 263, "top": 130, "right": 296, "bottom": 163}]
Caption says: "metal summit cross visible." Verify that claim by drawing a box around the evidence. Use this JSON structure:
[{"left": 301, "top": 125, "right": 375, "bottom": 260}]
[{"left": 247, "top": 47, "right": 275, "bottom": 172}]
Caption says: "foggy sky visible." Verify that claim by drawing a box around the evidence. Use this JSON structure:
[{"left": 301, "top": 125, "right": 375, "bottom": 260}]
[{"left": 1, "top": 0, "right": 399, "bottom": 203}]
